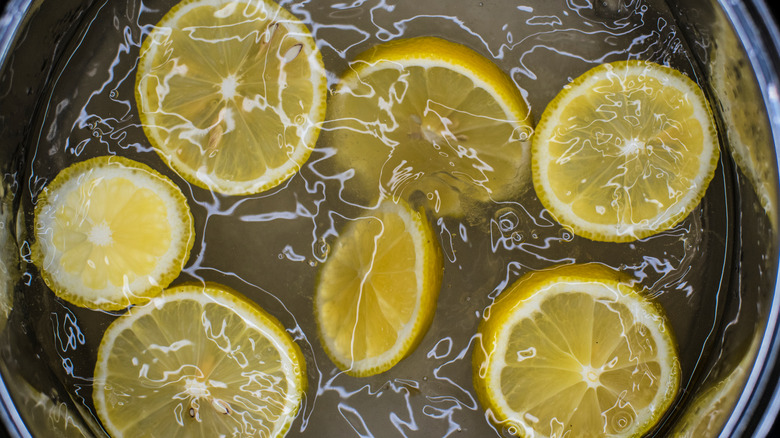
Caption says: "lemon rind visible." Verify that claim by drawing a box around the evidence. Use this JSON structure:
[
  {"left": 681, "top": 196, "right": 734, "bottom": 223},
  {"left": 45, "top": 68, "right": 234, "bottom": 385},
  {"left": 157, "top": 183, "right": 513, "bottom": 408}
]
[{"left": 532, "top": 60, "right": 720, "bottom": 242}]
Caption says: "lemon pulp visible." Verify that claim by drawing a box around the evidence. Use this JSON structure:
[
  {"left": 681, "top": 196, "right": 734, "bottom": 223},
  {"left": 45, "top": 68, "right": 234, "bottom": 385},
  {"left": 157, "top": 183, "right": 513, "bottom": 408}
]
[
  {"left": 136, "top": 0, "right": 327, "bottom": 195},
  {"left": 315, "top": 200, "right": 443, "bottom": 376},
  {"left": 532, "top": 60, "right": 719, "bottom": 242},
  {"left": 32, "top": 156, "right": 194, "bottom": 310},
  {"left": 324, "top": 36, "right": 532, "bottom": 217},
  {"left": 93, "top": 283, "right": 306, "bottom": 438},
  {"left": 473, "top": 264, "right": 680, "bottom": 437}
]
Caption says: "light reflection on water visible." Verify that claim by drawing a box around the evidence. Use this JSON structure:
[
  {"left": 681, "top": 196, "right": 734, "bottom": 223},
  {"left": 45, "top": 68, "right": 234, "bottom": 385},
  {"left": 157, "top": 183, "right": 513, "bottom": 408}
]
[{"left": 8, "top": 0, "right": 732, "bottom": 436}]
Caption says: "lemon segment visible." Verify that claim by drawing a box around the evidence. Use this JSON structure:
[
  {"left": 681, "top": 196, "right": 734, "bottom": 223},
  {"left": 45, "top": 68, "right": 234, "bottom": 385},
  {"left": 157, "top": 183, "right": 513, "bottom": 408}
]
[
  {"left": 315, "top": 200, "right": 442, "bottom": 376},
  {"left": 473, "top": 264, "right": 680, "bottom": 437},
  {"left": 325, "top": 37, "right": 532, "bottom": 217},
  {"left": 93, "top": 283, "right": 306, "bottom": 438},
  {"left": 136, "top": 0, "right": 327, "bottom": 195},
  {"left": 532, "top": 61, "right": 719, "bottom": 242},
  {"left": 32, "top": 157, "right": 194, "bottom": 310}
]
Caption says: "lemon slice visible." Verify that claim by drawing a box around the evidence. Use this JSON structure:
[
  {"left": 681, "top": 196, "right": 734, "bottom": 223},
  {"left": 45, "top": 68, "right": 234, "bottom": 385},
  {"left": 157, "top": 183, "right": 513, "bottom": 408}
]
[
  {"left": 532, "top": 60, "right": 719, "bottom": 242},
  {"left": 0, "top": 191, "right": 15, "bottom": 329},
  {"left": 473, "top": 264, "right": 680, "bottom": 437},
  {"left": 93, "top": 282, "right": 306, "bottom": 438},
  {"left": 32, "top": 156, "right": 194, "bottom": 311},
  {"left": 136, "top": 0, "right": 327, "bottom": 195},
  {"left": 315, "top": 199, "right": 442, "bottom": 376},
  {"left": 9, "top": 379, "right": 91, "bottom": 438},
  {"left": 324, "top": 37, "right": 532, "bottom": 217}
]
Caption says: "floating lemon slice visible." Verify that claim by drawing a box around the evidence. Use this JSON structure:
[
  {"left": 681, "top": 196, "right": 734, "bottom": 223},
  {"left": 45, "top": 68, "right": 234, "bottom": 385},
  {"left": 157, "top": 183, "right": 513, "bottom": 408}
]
[
  {"left": 315, "top": 200, "right": 442, "bottom": 376},
  {"left": 136, "top": 0, "right": 327, "bottom": 195},
  {"left": 532, "top": 60, "right": 719, "bottom": 242},
  {"left": 324, "top": 36, "right": 532, "bottom": 217},
  {"left": 32, "top": 156, "right": 194, "bottom": 311},
  {"left": 473, "top": 264, "right": 680, "bottom": 437},
  {"left": 93, "top": 283, "right": 306, "bottom": 438}
]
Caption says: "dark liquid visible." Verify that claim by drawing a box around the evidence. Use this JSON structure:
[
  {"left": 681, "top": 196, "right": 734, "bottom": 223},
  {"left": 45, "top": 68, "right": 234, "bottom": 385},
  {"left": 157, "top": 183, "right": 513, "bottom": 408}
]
[{"left": 9, "top": 0, "right": 732, "bottom": 436}]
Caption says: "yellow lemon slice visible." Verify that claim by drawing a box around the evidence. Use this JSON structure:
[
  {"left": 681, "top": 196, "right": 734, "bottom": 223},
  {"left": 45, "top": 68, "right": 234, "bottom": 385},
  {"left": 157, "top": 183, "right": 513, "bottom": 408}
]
[
  {"left": 473, "top": 264, "right": 680, "bottom": 437},
  {"left": 324, "top": 36, "right": 532, "bottom": 217},
  {"left": 315, "top": 199, "right": 442, "bottom": 376},
  {"left": 93, "top": 282, "right": 306, "bottom": 438},
  {"left": 532, "top": 60, "right": 719, "bottom": 242},
  {"left": 32, "top": 156, "right": 194, "bottom": 311},
  {"left": 136, "top": 0, "right": 327, "bottom": 195}
]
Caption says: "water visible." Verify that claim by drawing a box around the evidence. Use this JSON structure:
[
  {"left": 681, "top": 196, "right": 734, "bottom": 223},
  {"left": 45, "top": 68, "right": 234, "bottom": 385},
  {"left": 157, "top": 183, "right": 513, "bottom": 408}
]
[{"left": 7, "top": 0, "right": 733, "bottom": 436}]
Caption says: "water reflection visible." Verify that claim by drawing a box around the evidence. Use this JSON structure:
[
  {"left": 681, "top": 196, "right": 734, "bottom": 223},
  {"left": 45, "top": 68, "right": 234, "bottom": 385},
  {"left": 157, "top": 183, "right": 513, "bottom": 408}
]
[{"left": 8, "top": 0, "right": 731, "bottom": 436}]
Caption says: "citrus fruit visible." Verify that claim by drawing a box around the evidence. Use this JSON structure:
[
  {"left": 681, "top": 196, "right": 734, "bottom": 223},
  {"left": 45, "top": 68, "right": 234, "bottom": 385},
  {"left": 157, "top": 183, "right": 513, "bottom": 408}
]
[
  {"left": 672, "top": 335, "right": 759, "bottom": 437},
  {"left": 710, "top": 26, "right": 777, "bottom": 231},
  {"left": 473, "top": 264, "right": 680, "bottom": 437},
  {"left": 324, "top": 36, "right": 532, "bottom": 217},
  {"left": 32, "top": 156, "right": 194, "bottom": 311},
  {"left": 136, "top": 0, "right": 327, "bottom": 196},
  {"left": 10, "top": 379, "right": 91, "bottom": 438},
  {"left": 532, "top": 60, "right": 719, "bottom": 242},
  {"left": 315, "top": 199, "right": 442, "bottom": 376},
  {"left": 93, "top": 282, "right": 306, "bottom": 438},
  {"left": 0, "top": 191, "right": 15, "bottom": 329}
]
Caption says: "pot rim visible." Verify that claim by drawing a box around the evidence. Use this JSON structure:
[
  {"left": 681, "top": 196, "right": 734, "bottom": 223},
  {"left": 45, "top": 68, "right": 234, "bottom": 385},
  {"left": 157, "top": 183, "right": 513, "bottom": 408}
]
[{"left": 715, "top": 0, "right": 780, "bottom": 436}]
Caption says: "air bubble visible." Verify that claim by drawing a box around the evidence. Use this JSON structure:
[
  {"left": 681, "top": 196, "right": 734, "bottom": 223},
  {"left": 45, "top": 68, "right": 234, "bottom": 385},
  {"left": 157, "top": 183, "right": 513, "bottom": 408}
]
[
  {"left": 314, "top": 238, "right": 330, "bottom": 259},
  {"left": 494, "top": 207, "right": 520, "bottom": 232}
]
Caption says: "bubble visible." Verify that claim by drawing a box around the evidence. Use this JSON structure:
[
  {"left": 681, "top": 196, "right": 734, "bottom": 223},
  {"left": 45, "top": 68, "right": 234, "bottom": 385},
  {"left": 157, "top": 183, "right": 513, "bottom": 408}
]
[
  {"left": 314, "top": 238, "right": 330, "bottom": 259},
  {"left": 494, "top": 207, "right": 520, "bottom": 233}
]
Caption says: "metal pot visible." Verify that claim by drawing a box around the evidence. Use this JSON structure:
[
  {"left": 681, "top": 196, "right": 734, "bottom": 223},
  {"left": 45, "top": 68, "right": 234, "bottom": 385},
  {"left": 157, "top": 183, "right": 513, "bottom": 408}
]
[{"left": 1, "top": 0, "right": 779, "bottom": 436}]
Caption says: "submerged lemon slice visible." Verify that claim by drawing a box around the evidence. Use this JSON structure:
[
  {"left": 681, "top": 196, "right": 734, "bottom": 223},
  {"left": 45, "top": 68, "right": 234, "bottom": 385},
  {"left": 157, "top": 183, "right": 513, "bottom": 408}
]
[
  {"left": 93, "top": 283, "right": 306, "bottom": 438},
  {"left": 532, "top": 60, "right": 719, "bottom": 242},
  {"left": 315, "top": 200, "right": 442, "bottom": 376},
  {"left": 324, "top": 36, "right": 532, "bottom": 217},
  {"left": 9, "top": 379, "right": 91, "bottom": 438},
  {"left": 32, "top": 156, "right": 194, "bottom": 310},
  {"left": 473, "top": 264, "right": 680, "bottom": 437},
  {"left": 137, "top": 0, "right": 327, "bottom": 195}
]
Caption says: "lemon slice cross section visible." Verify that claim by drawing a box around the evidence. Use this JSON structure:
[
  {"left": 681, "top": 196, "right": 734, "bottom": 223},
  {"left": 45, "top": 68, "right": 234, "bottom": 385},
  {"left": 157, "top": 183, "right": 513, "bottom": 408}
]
[
  {"left": 473, "top": 264, "right": 680, "bottom": 437},
  {"left": 315, "top": 200, "right": 443, "bottom": 376},
  {"left": 136, "top": 0, "right": 327, "bottom": 195},
  {"left": 532, "top": 61, "right": 719, "bottom": 242},
  {"left": 325, "top": 37, "right": 532, "bottom": 217},
  {"left": 32, "top": 156, "right": 194, "bottom": 310},
  {"left": 93, "top": 283, "right": 307, "bottom": 438}
]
